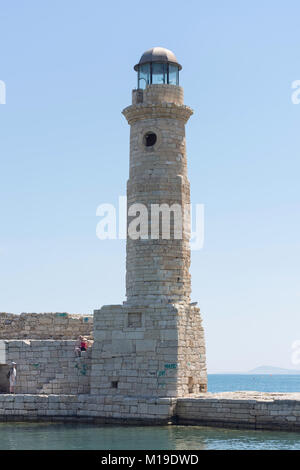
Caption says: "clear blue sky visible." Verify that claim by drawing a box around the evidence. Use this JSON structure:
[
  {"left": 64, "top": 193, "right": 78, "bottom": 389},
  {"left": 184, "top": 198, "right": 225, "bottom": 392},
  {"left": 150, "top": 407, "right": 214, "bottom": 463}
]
[{"left": 0, "top": 1, "right": 299, "bottom": 372}]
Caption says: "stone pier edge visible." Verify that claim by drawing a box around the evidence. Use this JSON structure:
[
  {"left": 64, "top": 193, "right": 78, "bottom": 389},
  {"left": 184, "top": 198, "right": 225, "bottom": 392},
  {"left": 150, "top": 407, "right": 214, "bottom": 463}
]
[{"left": 0, "top": 392, "right": 300, "bottom": 432}]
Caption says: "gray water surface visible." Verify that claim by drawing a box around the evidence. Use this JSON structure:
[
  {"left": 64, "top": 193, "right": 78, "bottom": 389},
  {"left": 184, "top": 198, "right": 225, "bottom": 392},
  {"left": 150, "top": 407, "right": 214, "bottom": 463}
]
[{"left": 0, "top": 422, "right": 299, "bottom": 450}]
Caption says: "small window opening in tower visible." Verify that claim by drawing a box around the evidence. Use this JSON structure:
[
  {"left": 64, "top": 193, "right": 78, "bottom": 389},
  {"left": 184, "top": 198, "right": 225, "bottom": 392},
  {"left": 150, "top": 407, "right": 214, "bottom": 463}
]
[
  {"left": 144, "top": 132, "right": 157, "bottom": 147},
  {"left": 111, "top": 381, "right": 118, "bottom": 389}
]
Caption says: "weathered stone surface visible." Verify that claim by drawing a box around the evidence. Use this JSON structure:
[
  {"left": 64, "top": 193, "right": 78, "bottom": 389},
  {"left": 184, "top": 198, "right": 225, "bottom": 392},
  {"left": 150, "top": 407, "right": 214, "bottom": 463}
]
[
  {"left": 0, "top": 392, "right": 299, "bottom": 431},
  {"left": 1, "top": 340, "right": 92, "bottom": 395},
  {"left": 0, "top": 313, "right": 93, "bottom": 340},
  {"left": 176, "top": 392, "right": 300, "bottom": 431},
  {"left": 89, "top": 83, "right": 207, "bottom": 399}
]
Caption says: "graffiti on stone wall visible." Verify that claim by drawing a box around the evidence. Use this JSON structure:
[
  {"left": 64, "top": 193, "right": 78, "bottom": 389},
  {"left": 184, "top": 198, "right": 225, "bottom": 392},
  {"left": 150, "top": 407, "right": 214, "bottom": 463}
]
[{"left": 164, "top": 363, "right": 177, "bottom": 369}]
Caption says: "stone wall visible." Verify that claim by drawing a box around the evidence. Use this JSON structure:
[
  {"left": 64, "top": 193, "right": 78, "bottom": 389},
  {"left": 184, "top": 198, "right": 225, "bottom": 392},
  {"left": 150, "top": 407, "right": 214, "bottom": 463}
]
[
  {"left": 177, "top": 304, "right": 207, "bottom": 394},
  {"left": 0, "top": 394, "right": 175, "bottom": 424},
  {"left": 175, "top": 392, "right": 300, "bottom": 431},
  {"left": 0, "top": 392, "right": 299, "bottom": 431},
  {"left": 0, "top": 313, "right": 93, "bottom": 339},
  {"left": 91, "top": 303, "right": 207, "bottom": 398},
  {"left": 1, "top": 340, "right": 92, "bottom": 395},
  {"left": 132, "top": 84, "right": 184, "bottom": 106},
  {"left": 0, "top": 365, "right": 10, "bottom": 393}
]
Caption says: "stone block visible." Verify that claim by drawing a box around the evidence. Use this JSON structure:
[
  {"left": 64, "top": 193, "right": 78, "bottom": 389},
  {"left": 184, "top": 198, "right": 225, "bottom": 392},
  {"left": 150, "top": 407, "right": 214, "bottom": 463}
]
[{"left": 135, "top": 340, "right": 156, "bottom": 352}]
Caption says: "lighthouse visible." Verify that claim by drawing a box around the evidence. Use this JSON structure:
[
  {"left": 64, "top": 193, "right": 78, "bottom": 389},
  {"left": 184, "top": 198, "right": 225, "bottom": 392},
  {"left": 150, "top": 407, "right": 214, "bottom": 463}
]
[
  {"left": 124, "top": 47, "right": 193, "bottom": 306},
  {"left": 91, "top": 48, "right": 207, "bottom": 397}
]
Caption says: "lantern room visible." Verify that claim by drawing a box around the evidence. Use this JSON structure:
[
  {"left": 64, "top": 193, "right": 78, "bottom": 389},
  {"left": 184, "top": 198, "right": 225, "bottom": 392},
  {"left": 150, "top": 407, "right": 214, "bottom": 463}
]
[{"left": 134, "top": 47, "right": 182, "bottom": 89}]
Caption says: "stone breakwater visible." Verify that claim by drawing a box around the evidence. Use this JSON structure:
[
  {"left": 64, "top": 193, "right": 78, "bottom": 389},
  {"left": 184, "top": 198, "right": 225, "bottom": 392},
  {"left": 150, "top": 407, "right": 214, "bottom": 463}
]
[
  {"left": 0, "top": 394, "right": 176, "bottom": 425},
  {"left": 0, "top": 313, "right": 93, "bottom": 339},
  {"left": 176, "top": 392, "right": 300, "bottom": 431},
  {"left": 0, "top": 392, "right": 299, "bottom": 431}
]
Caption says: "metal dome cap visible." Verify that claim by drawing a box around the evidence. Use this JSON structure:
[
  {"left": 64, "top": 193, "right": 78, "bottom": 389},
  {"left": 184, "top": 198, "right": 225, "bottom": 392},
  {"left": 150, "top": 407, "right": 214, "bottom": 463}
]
[{"left": 134, "top": 47, "right": 182, "bottom": 71}]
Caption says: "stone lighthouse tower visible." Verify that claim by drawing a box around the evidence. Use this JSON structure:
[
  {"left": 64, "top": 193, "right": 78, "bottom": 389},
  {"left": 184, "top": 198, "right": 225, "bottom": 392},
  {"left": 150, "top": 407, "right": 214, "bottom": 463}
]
[{"left": 91, "top": 47, "right": 207, "bottom": 398}]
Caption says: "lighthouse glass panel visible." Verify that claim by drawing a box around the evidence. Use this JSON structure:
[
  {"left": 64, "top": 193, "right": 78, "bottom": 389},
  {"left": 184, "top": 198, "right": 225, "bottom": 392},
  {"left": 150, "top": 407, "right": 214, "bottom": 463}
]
[
  {"left": 151, "top": 63, "right": 167, "bottom": 84},
  {"left": 169, "top": 64, "right": 179, "bottom": 85},
  {"left": 138, "top": 63, "right": 150, "bottom": 89}
]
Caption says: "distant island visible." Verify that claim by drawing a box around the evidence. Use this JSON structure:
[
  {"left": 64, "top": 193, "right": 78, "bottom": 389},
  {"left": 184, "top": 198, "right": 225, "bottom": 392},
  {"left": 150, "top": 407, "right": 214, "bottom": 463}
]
[{"left": 247, "top": 366, "right": 300, "bottom": 375}]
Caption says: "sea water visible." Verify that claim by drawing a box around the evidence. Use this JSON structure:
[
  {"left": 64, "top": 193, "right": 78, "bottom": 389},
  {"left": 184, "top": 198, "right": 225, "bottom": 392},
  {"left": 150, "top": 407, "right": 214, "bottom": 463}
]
[
  {"left": 0, "top": 422, "right": 299, "bottom": 450},
  {"left": 0, "top": 374, "right": 299, "bottom": 450},
  {"left": 208, "top": 374, "right": 300, "bottom": 393}
]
